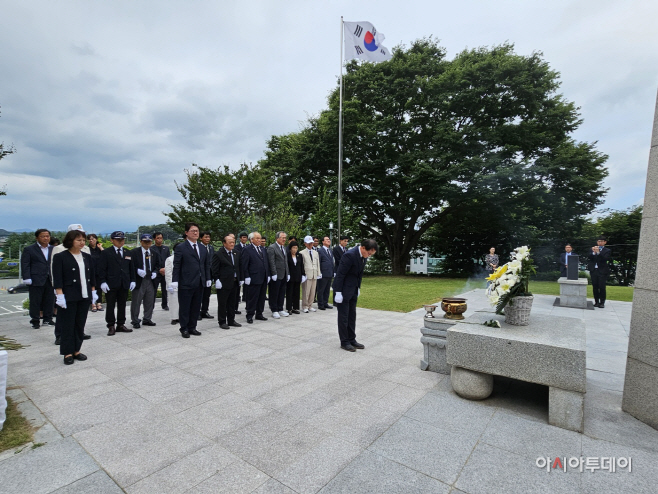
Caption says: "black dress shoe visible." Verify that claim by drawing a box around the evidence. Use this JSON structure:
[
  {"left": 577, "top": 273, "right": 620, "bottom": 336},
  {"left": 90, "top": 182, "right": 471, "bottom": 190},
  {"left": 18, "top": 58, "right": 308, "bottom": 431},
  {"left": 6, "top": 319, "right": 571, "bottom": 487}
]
[
  {"left": 255, "top": 315, "right": 268, "bottom": 321},
  {"left": 45, "top": 320, "right": 56, "bottom": 326},
  {"left": 234, "top": 310, "right": 242, "bottom": 315},
  {"left": 219, "top": 323, "right": 231, "bottom": 330},
  {"left": 341, "top": 344, "right": 357, "bottom": 352},
  {"left": 142, "top": 320, "right": 156, "bottom": 326},
  {"left": 197, "top": 314, "right": 203, "bottom": 320},
  {"left": 202, "top": 312, "right": 214, "bottom": 319},
  {"left": 247, "top": 317, "right": 254, "bottom": 324},
  {"left": 73, "top": 353, "right": 87, "bottom": 361},
  {"left": 599, "top": 304, "right": 605, "bottom": 309},
  {"left": 162, "top": 306, "right": 169, "bottom": 311},
  {"left": 325, "top": 305, "right": 333, "bottom": 309},
  {"left": 189, "top": 329, "right": 202, "bottom": 336},
  {"left": 292, "top": 310, "right": 300, "bottom": 314},
  {"left": 117, "top": 325, "right": 133, "bottom": 333},
  {"left": 181, "top": 331, "right": 190, "bottom": 338},
  {"left": 132, "top": 323, "right": 141, "bottom": 329},
  {"left": 318, "top": 307, "right": 326, "bottom": 310},
  {"left": 31, "top": 323, "right": 40, "bottom": 329},
  {"left": 228, "top": 321, "right": 242, "bottom": 327},
  {"left": 351, "top": 341, "right": 365, "bottom": 349},
  {"left": 107, "top": 326, "right": 116, "bottom": 336},
  {"left": 63, "top": 355, "right": 74, "bottom": 365},
  {"left": 55, "top": 337, "right": 61, "bottom": 345},
  {"left": 83, "top": 334, "right": 91, "bottom": 340}
]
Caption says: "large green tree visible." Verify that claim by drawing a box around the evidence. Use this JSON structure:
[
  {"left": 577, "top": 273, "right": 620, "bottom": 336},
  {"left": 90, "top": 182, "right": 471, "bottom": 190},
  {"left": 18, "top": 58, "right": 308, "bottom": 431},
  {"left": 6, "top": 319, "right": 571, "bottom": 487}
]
[{"left": 260, "top": 39, "right": 608, "bottom": 275}]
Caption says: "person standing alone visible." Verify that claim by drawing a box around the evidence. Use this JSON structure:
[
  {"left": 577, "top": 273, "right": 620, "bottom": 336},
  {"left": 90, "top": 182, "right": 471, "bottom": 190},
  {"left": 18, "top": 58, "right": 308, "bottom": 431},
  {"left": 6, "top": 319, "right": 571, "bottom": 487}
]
[{"left": 588, "top": 236, "right": 612, "bottom": 308}]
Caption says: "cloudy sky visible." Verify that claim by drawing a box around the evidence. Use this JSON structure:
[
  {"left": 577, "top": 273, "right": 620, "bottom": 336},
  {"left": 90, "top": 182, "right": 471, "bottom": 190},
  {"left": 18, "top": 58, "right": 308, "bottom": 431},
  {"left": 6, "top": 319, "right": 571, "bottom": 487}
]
[{"left": 1, "top": 0, "right": 656, "bottom": 233}]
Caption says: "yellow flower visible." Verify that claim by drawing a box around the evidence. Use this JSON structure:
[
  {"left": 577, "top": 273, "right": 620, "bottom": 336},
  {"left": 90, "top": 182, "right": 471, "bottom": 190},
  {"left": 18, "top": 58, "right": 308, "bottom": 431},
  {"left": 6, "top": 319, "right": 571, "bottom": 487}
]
[{"left": 486, "top": 264, "right": 507, "bottom": 281}]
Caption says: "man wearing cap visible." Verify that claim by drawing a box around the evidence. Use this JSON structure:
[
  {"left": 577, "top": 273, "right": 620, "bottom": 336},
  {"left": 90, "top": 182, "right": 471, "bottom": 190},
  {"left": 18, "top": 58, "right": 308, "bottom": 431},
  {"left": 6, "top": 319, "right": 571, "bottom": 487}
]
[
  {"left": 170, "top": 222, "right": 212, "bottom": 338},
  {"left": 152, "top": 232, "right": 171, "bottom": 310},
  {"left": 98, "top": 231, "right": 136, "bottom": 336},
  {"left": 21, "top": 228, "right": 55, "bottom": 329},
  {"left": 130, "top": 233, "right": 161, "bottom": 329},
  {"left": 241, "top": 231, "right": 270, "bottom": 324},
  {"left": 300, "top": 236, "right": 320, "bottom": 313},
  {"left": 234, "top": 232, "right": 249, "bottom": 314}
]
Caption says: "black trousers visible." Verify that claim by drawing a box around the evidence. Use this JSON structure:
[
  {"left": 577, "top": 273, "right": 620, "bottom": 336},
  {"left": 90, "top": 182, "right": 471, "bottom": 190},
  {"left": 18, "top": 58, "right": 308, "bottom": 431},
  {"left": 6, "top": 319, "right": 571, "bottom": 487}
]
[
  {"left": 105, "top": 287, "right": 129, "bottom": 327},
  {"left": 245, "top": 282, "right": 267, "bottom": 317},
  {"left": 591, "top": 270, "right": 608, "bottom": 304},
  {"left": 216, "top": 280, "right": 238, "bottom": 324},
  {"left": 268, "top": 278, "right": 287, "bottom": 312},
  {"left": 286, "top": 281, "right": 301, "bottom": 311},
  {"left": 28, "top": 280, "right": 54, "bottom": 324},
  {"left": 316, "top": 277, "right": 333, "bottom": 308},
  {"left": 178, "top": 284, "right": 203, "bottom": 333},
  {"left": 235, "top": 284, "right": 242, "bottom": 310},
  {"left": 156, "top": 275, "right": 168, "bottom": 308},
  {"left": 201, "top": 285, "right": 212, "bottom": 313},
  {"left": 336, "top": 293, "right": 358, "bottom": 345},
  {"left": 59, "top": 298, "right": 89, "bottom": 356}
]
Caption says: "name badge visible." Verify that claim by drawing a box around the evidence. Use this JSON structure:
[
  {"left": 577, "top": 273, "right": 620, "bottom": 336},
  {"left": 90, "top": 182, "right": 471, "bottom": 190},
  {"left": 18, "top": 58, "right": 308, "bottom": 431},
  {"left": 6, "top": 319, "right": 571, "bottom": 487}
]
[{"left": 125, "top": 256, "right": 132, "bottom": 260}]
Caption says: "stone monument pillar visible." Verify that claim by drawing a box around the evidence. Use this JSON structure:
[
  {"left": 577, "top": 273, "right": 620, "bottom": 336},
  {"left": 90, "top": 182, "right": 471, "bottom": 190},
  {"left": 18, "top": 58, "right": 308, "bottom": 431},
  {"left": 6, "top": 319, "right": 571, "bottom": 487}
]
[{"left": 622, "top": 89, "right": 658, "bottom": 429}]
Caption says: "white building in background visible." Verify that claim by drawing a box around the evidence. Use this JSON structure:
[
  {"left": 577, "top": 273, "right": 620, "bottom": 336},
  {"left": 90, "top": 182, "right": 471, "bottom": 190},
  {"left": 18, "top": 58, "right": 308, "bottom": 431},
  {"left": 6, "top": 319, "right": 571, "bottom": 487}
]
[{"left": 407, "top": 251, "right": 444, "bottom": 274}]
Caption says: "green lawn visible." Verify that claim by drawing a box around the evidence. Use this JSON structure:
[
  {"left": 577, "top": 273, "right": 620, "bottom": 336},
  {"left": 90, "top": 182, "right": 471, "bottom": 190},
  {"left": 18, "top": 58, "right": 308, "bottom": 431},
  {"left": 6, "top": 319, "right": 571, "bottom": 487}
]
[
  {"left": 346, "top": 276, "right": 635, "bottom": 312},
  {"left": 0, "top": 397, "right": 34, "bottom": 453}
]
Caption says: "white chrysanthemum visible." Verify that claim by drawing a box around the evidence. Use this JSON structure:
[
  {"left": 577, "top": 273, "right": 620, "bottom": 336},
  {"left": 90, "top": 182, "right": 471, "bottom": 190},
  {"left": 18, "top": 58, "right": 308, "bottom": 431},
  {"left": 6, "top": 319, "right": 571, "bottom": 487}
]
[
  {"left": 515, "top": 246, "right": 530, "bottom": 260},
  {"left": 508, "top": 260, "right": 522, "bottom": 273},
  {"left": 489, "top": 295, "right": 500, "bottom": 306}
]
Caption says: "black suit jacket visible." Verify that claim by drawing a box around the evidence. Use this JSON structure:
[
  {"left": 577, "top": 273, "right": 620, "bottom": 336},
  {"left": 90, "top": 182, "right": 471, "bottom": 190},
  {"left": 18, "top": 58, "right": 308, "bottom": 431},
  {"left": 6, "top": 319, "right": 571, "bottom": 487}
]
[
  {"left": 98, "top": 247, "right": 135, "bottom": 290},
  {"left": 152, "top": 245, "right": 171, "bottom": 279},
  {"left": 332, "top": 246, "right": 365, "bottom": 300},
  {"left": 333, "top": 245, "right": 346, "bottom": 270},
  {"left": 559, "top": 252, "right": 575, "bottom": 278},
  {"left": 588, "top": 247, "right": 612, "bottom": 275},
  {"left": 318, "top": 246, "right": 335, "bottom": 278},
  {"left": 130, "top": 247, "right": 162, "bottom": 290},
  {"left": 21, "top": 243, "right": 54, "bottom": 286},
  {"left": 172, "top": 240, "right": 211, "bottom": 290},
  {"left": 211, "top": 248, "right": 242, "bottom": 287},
  {"left": 287, "top": 251, "right": 305, "bottom": 283},
  {"left": 241, "top": 244, "right": 270, "bottom": 285},
  {"left": 52, "top": 250, "right": 95, "bottom": 301}
]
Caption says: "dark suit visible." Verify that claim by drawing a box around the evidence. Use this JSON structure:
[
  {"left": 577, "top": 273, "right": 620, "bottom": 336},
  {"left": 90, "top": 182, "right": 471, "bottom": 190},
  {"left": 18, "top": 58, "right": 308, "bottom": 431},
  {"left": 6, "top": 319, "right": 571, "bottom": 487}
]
[
  {"left": 234, "top": 242, "right": 249, "bottom": 309},
  {"left": 200, "top": 243, "right": 215, "bottom": 314},
  {"left": 241, "top": 243, "right": 270, "bottom": 318},
  {"left": 52, "top": 250, "right": 95, "bottom": 356},
  {"left": 130, "top": 247, "right": 161, "bottom": 325},
  {"left": 332, "top": 246, "right": 366, "bottom": 345},
  {"left": 173, "top": 240, "right": 211, "bottom": 334},
  {"left": 559, "top": 252, "right": 575, "bottom": 278},
  {"left": 153, "top": 244, "right": 171, "bottom": 308},
  {"left": 21, "top": 242, "right": 55, "bottom": 325},
  {"left": 211, "top": 247, "right": 241, "bottom": 324},
  {"left": 286, "top": 251, "right": 305, "bottom": 311},
  {"left": 317, "top": 246, "right": 335, "bottom": 309},
  {"left": 98, "top": 246, "right": 135, "bottom": 328},
  {"left": 268, "top": 242, "right": 290, "bottom": 313},
  {"left": 588, "top": 246, "right": 612, "bottom": 305},
  {"left": 333, "top": 245, "right": 346, "bottom": 271}
]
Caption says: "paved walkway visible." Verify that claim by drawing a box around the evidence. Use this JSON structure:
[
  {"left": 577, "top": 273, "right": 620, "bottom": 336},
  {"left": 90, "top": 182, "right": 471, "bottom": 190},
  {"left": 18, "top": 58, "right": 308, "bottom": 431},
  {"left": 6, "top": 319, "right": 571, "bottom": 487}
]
[{"left": 1, "top": 289, "right": 657, "bottom": 493}]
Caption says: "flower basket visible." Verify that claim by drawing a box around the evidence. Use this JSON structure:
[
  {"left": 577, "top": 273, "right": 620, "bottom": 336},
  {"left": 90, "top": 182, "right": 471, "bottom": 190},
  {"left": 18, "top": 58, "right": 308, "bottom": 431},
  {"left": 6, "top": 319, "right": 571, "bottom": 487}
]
[{"left": 504, "top": 295, "right": 534, "bottom": 326}]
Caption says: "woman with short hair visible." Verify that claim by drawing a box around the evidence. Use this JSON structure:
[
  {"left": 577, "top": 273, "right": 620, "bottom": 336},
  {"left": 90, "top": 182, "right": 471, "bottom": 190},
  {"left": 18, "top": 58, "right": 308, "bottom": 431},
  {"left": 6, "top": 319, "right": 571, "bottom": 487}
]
[{"left": 52, "top": 230, "right": 97, "bottom": 365}]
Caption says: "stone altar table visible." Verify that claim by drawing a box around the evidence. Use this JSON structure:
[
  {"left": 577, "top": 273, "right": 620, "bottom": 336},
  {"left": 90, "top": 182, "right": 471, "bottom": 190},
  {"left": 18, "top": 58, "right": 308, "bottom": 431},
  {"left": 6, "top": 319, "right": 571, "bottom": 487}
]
[{"left": 446, "top": 312, "right": 586, "bottom": 432}]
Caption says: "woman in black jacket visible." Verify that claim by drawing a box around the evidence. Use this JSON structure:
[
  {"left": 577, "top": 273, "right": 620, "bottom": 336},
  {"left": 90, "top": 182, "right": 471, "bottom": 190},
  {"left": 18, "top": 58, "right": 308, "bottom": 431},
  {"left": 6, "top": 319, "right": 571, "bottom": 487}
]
[
  {"left": 285, "top": 241, "right": 306, "bottom": 314},
  {"left": 53, "top": 230, "right": 97, "bottom": 365}
]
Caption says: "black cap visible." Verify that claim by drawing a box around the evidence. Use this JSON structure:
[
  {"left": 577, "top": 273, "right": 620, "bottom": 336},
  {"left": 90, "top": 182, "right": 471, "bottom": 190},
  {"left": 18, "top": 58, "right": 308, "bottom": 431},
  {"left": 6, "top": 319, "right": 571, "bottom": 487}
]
[{"left": 110, "top": 231, "right": 126, "bottom": 239}]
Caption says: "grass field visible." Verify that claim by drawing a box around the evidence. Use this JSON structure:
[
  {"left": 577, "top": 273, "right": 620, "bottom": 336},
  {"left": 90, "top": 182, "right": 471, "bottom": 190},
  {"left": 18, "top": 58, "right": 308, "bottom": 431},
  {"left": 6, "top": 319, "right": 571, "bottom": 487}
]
[
  {"left": 349, "top": 276, "right": 635, "bottom": 312},
  {"left": 0, "top": 397, "right": 34, "bottom": 453}
]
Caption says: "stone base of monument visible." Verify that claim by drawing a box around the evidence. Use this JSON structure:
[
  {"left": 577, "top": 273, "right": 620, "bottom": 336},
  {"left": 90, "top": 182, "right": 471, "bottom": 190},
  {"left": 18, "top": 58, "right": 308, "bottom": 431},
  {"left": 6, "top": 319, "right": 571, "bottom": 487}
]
[
  {"left": 419, "top": 316, "right": 452, "bottom": 374},
  {"left": 446, "top": 312, "right": 586, "bottom": 432},
  {"left": 556, "top": 277, "right": 589, "bottom": 309}
]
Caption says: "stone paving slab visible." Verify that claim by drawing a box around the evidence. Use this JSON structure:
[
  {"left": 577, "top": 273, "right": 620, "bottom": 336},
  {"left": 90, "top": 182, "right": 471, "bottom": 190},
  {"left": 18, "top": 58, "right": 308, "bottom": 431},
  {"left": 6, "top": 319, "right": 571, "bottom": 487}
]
[{"left": 1, "top": 288, "right": 657, "bottom": 493}]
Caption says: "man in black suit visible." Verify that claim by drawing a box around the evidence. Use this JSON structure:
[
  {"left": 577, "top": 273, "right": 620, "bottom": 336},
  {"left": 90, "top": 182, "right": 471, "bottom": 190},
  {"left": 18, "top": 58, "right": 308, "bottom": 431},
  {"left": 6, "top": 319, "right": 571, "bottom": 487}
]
[
  {"left": 152, "top": 232, "right": 171, "bottom": 310},
  {"left": 332, "top": 239, "right": 378, "bottom": 352},
  {"left": 98, "top": 231, "right": 136, "bottom": 336},
  {"left": 588, "top": 236, "right": 612, "bottom": 308},
  {"left": 267, "top": 231, "right": 290, "bottom": 319},
  {"left": 21, "top": 229, "right": 55, "bottom": 329},
  {"left": 317, "top": 235, "right": 335, "bottom": 310},
  {"left": 171, "top": 222, "right": 212, "bottom": 338},
  {"left": 241, "top": 231, "right": 270, "bottom": 324},
  {"left": 130, "top": 233, "right": 161, "bottom": 329},
  {"left": 212, "top": 234, "right": 243, "bottom": 329},
  {"left": 234, "top": 232, "right": 249, "bottom": 314},
  {"left": 559, "top": 244, "right": 574, "bottom": 278},
  {"left": 333, "top": 236, "right": 349, "bottom": 271},
  {"left": 198, "top": 231, "right": 215, "bottom": 320}
]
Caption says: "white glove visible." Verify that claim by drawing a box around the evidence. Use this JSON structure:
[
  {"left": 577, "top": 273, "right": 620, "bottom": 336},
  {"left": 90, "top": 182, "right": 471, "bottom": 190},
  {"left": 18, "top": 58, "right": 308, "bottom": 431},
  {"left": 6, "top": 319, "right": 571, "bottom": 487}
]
[
  {"left": 137, "top": 268, "right": 146, "bottom": 278},
  {"left": 239, "top": 280, "right": 244, "bottom": 286},
  {"left": 302, "top": 275, "right": 307, "bottom": 283},
  {"left": 245, "top": 277, "right": 251, "bottom": 285},
  {"left": 56, "top": 293, "right": 67, "bottom": 308},
  {"left": 129, "top": 281, "right": 136, "bottom": 291},
  {"left": 100, "top": 282, "right": 109, "bottom": 293},
  {"left": 215, "top": 280, "right": 222, "bottom": 289},
  {"left": 271, "top": 274, "right": 277, "bottom": 282},
  {"left": 92, "top": 290, "right": 98, "bottom": 304},
  {"left": 23, "top": 279, "right": 32, "bottom": 285},
  {"left": 358, "top": 288, "right": 361, "bottom": 296},
  {"left": 317, "top": 274, "right": 322, "bottom": 279},
  {"left": 267, "top": 276, "right": 271, "bottom": 283},
  {"left": 334, "top": 273, "right": 336, "bottom": 278},
  {"left": 334, "top": 292, "right": 343, "bottom": 304},
  {"left": 170, "top": 282, "right": 178, "bottom": 290},
  {"left": 167, "top": 284, "right": 175, "bottom": 293},
  {"left": 287, "top": 275, "right": 290, "bottom": 282},
  {"left": 206, "top": 280, "right": 212, "bottom": 288},
  {"left": 151, "top": 272, "right": 157, "bottom": 279}
]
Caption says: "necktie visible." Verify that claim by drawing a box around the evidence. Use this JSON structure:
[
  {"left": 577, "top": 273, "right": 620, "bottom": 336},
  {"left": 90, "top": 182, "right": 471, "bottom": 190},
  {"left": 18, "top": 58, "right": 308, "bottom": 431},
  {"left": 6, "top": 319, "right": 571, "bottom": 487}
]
[
  {"left": 117, "top": 248, "right": 122, "bottom": 259},
  {"left": 229, "top": 250, "right": 234, "bottom": 265},
  {"left": 281, "top": 245, "right": 285, "bottom": 257},
  {"left": 309, "top": 250, "right": 313, "bottom": 261},
  {"left": 193, "top": 243, "right": 198, "bottom": 257},
  {"left": 145, "top": 251, "right": 151, "bottom": 272}
]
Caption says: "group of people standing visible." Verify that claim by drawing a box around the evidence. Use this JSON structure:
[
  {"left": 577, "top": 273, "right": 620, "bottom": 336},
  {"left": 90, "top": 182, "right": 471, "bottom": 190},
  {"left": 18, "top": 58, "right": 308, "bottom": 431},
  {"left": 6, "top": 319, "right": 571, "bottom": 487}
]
[{"left": 22, "top": 222, "right": 378, "bottom": 364}]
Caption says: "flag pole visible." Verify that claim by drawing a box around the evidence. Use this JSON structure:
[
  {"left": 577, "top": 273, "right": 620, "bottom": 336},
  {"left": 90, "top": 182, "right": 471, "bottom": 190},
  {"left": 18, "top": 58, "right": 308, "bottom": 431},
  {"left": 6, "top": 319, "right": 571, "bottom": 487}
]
[{"left": 338, "top": 16, "right": 344, "bottom": 241}]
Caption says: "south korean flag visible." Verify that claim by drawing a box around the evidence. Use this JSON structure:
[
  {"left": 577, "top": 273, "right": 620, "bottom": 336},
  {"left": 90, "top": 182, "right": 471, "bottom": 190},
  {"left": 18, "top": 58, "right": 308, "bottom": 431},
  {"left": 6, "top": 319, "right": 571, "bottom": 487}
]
[{"left": 343, "top": 21, "right": 392, "bottom": 62}]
